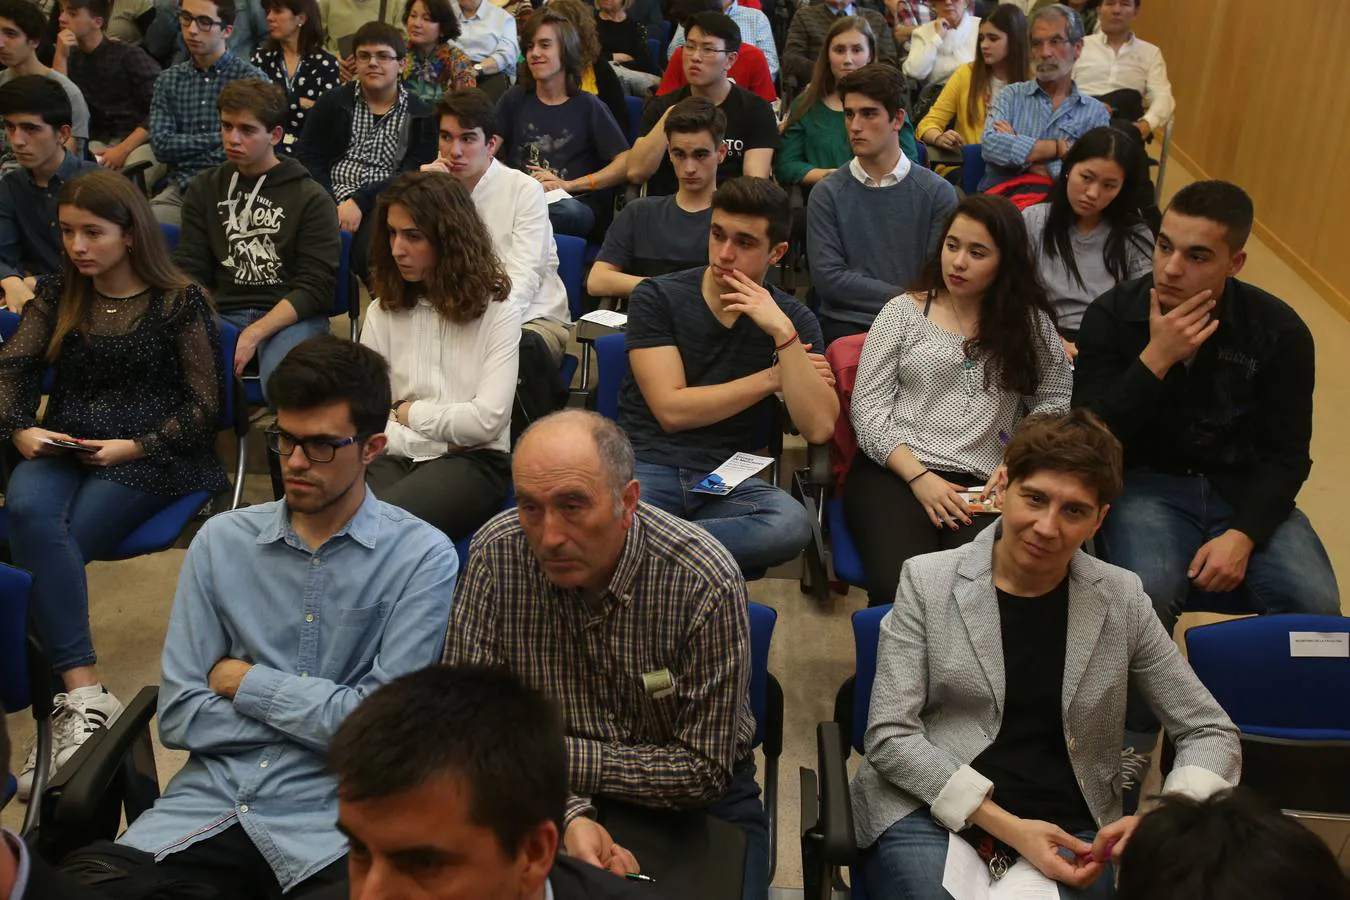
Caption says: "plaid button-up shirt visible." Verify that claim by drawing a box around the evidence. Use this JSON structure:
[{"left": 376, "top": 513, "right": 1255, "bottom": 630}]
[
  {"left": 443, "top": 502, "right": 756, "bottom": 825},
  {"left": 149, "top": 50, "right": 267, "bottom": 189},
  {"left": 330, "top": 84, "right": 409, "bottom": 204}
]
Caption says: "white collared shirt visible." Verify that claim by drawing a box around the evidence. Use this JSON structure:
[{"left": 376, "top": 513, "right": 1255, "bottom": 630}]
[
  {"left": 849, "top": 150, "right": 912, "bottom": 188},
  {"left": 470, "top": 159, "right": 572, "bottom": 327},
  {"left": 1073, "top": 31, "right": 1175, "bottom": 131}
]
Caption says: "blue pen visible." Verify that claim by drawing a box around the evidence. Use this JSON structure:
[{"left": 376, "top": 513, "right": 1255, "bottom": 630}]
[{"left": 998, "top": 430, "right": 1010, "bottom": 446}]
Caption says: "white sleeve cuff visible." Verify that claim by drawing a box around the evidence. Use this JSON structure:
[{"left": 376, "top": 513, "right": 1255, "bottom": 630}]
[
  {"left": 1161, "top": 764, "right": 1233, "bottom": 803},
  {"left": 930, "top": 764, "right": 994, "bottom": 832}
]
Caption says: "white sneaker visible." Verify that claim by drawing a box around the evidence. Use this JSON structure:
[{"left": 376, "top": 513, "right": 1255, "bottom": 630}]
[{"left": 15, "top": 685, "right": 123, "bottom": 801}]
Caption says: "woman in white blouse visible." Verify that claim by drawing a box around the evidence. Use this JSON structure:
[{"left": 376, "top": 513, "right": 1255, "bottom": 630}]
[
  {"left": 901, "top": 0, "right": 978, "bottom": 89},
  {"left": 361, "top": 171, "right": 521, "bottom": 540},
  {"left": 843, "top": 193, "right": 1072, "bottom": 607}
]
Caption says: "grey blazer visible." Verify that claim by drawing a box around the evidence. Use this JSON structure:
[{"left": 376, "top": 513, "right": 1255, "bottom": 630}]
[{"left": 851, "top": 523, "right": 1241, "bottom": 848}]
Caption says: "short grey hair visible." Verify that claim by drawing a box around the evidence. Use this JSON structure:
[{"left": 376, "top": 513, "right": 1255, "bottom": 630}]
[
  {"left": 520, "top": 409, "right": 635, "bottom": 511},
  {"left": 1030, "top": 3, "right": 1084, "bottom": 43}
]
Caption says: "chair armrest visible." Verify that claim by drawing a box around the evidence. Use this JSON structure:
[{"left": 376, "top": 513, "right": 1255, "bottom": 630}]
[
  {"left": 807, "top": 441, "right": 831, "bottom": 489},
  {"left": 815, "top": 720, "right": 856, "bottom": 865},
  {"left": 37, "top": 686, "right": 160, "bottom": 861}
]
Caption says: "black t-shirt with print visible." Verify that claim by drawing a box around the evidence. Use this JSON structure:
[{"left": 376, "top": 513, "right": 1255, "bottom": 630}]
[{"left": 638, "top": 84, "right": 779, "bottom": 196}]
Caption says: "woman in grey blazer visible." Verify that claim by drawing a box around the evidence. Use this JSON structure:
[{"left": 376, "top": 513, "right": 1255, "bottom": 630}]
[{"left": 853, "top": 410, "right": 1241, "bottom": 899}]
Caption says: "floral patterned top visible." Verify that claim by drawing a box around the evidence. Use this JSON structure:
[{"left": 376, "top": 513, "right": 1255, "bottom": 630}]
[
  {"left": 402, "top": 40, "right": 477, "bottom": 105},
  {"left": 251, "top": 46, "right": 343, "bottom": 153}
]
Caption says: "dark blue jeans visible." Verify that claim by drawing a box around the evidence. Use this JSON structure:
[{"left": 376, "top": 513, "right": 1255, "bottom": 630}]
[
  {"left": 1099, "top": 471, "right": 1340, "bottom": 736},
  {"left": 862, "top": 809, "right": 1115, "bottom": 900},
  {"left": 548, "top": 197, "right": 596, "bottom": 238},
  {"left": 633, "top": 461, "right": 813, "bottom": 571},
  {"left": 7, "top": 457, "right": 174, "bottom": 673}
]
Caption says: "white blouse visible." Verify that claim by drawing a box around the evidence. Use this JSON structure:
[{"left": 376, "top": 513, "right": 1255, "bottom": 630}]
[
  {"left": 850, "top": 292, "right": 1072, "bottom": 479},
  {"left": 360, "top": 294, "right": 522, "bottom": 460}
]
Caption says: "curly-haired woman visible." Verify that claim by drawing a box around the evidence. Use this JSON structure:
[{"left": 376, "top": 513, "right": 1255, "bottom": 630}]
[{"left": 360, "top": 171, "right": 520, "bottom": 540}]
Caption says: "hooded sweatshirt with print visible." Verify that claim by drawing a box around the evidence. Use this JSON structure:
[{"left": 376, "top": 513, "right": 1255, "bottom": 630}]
[{"left": 175, "top": 156, "right": 340, "bottom": 320}]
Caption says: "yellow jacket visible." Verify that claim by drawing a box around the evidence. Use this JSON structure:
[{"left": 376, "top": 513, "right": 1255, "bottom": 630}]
[{"left": 916, "top": 62, "right": 987, "bottom": 147}]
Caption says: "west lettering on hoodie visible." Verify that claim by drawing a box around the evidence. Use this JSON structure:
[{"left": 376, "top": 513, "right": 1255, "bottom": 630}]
[{"left": 218, "top": 171, "right": 288, "bottom": 287}]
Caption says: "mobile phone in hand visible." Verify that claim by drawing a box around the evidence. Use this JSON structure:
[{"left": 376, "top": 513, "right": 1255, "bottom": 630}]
[{"left": 44, "top": 437, "right": 97, "bottom": 453}]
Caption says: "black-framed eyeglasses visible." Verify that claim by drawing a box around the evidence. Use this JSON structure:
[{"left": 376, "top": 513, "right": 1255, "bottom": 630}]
[
  {"left": 265, "top": 427, "right": 364, "bottom": 463},
  {"left": 177, "top": 10, "right": 224, "bottom": 29}
]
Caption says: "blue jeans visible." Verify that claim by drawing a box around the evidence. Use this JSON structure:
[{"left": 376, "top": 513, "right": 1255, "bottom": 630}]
[
  {"left": 633, "top": 461, "right": 812, "bottom": 571},
  {"left": 6, "top": 458, "right": 175, "bottom": 673},
  {"left": 862, "top": 809, "right": 1115, "bottom": 900},
  {"left": 218, "top": 309, "right": 331, "bottom": 404},
  {"left": 548, "top": 197, "right": 596, "bottom": 237},
  {"left": 1099, "top": 471, "right": 1341, "bottom": 735}
]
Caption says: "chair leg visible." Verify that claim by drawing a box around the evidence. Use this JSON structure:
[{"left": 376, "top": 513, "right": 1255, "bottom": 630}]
[
  {"left": 20, "top": 715, "right": 52, "bottom": 836},
  {"left": 231, "top": 436, "right": 247, "bottom": 511},
  {"left": 765, "top": 754, "right": 779, "bottom": 882}
]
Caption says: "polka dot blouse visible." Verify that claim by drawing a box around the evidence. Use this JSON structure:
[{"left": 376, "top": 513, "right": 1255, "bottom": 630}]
[
  {"left": 251, "top": 47, "right": 343, "bottom": 152},
  {"left": 0, "top": 276, "right": 230, "bottom": 497},
  {"left": 849, "top": 291, "right": 1073, "bottom": 480}
]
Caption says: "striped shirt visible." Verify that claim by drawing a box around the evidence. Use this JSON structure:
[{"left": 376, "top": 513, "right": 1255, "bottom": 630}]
[
  {"left": 443, "top": 502, "right": 755, "bottom": 825},
  {"left": 979, "top": 79, "right": 1109, "bottom": 191}
]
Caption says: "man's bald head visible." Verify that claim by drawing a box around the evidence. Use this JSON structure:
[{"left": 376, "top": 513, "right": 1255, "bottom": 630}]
[{"left": 516, "top": 410, "right": 635, "bottom": 510}]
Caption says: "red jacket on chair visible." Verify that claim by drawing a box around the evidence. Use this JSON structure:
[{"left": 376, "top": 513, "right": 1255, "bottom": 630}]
[{"left": 825, "top": 332, "right": 867, "bottom": 492}]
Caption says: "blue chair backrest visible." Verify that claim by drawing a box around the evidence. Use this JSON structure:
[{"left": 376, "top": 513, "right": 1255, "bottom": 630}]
[
  {"left": 594, "top": 332, "right": 627, "bottom": 421},
  {"left": 850, "top": 605, "right": 889, "bottom": 754},
  {"left": 0, "top": 309, "right": 17, "bottom": 341},
  {"left": 747, "top": 601, "right": 776, "bottom": 748},
  {"left": 160, "top": 222, "right": 180, "bottom": 251},
  {"left": 215, "top": 319, "right": 242, "bottom": 432},
  {"left": 0, "top": 562, "right": 35, "bottom": 716},
  {"left": 961, "top": 144, "right": 985, "bottom": 195},
  {"left": 624, "top": 95, "right": 643, "bottom": 145},
  {"left": 555, "top": 234, "right": 586, "bottom": 321},
  {"left": 334, "top": 229, "right": 354, "bottom": 319},
  {"left": 915, "top": 142, "right": 928, "bottom": 168},
  {"left": 646, "top": 37, "right": 662, "bottom": 72},
  {"left": 1185, "top": 614, "right": 1350, "bottom": 740}
]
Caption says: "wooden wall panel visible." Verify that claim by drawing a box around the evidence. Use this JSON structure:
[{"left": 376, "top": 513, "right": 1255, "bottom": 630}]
[{"left": 1134, "top": 0, "right": 1350, "bottom": 317}]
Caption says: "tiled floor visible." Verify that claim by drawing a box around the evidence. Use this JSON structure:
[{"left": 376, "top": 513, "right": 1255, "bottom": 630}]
[{"left": 6, "top": 157, "right": 1350, "bottom": 891}]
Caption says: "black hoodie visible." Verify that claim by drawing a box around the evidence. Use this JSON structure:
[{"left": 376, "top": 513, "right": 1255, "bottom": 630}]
[{"left": 176, "top": 155, "right": 341, "bottom": 319}]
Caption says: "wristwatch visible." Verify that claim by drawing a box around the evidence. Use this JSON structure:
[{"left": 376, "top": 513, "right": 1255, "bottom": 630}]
[{"left": 473, "top": 62, "right": 484, "bottom": 75}]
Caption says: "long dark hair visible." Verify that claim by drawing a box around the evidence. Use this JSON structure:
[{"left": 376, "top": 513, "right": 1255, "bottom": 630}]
[
  {"left": 967, "top": 3, "right": 1028, "bottom": 127},
  {"left": 52, "top": 171, "right": 192, "bottom": 364},
  {"left": 1041, "top": 126, "right": 1153, "bottom": 291},
  {"left": 519, "top": 10, "right": 584, "bottom": 96},
  {"left": 915, "top": 194, "right": 1056, "bottom": 396},
  {"left": 260, "top": 0, "right": 325, "bottom": 56},
  {"left": 371, "top": 172, "right": 510, "bottom": 324},
  {"left": 784, "top": 16, "right": 875, "bottom": 130}
]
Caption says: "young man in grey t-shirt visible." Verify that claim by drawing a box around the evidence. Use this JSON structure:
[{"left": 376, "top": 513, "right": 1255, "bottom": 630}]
[{"left": 588, "top": 97, "right": 724, "bottom": 300}]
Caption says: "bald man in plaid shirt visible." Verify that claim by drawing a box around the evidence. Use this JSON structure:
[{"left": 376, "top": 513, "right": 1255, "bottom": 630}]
[{"left": 442, "top": 409, "right": 770, "bottom": 900}]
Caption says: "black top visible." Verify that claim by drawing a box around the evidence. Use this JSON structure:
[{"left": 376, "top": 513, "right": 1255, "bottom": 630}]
[
  {"left": 620, "top": 266, "right": 824, "bottom": 472},
  {"left": 551, "top": 855, "right": 667, "bottom": 899},
  {"left": 0, "top": 276, "right": 229, "bottom": 497},
  {"left": 1073, "top": 274, "right": 1315, "bottom": 546},
  {"left": 638, "top": 86, "right": 779, "bottom": 197},
  {"left": 595, "top": 15, "right": 655, "bottom": 74},
  {"left": 250, "top": 47, "right": 343, "bottom": 151},
  {"left": 970, "top": 578, "right": 1095, "bottom": 834}
]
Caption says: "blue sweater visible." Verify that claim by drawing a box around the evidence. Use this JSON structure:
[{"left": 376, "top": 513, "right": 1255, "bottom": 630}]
[{"left": 806, "top": 163, "right": 958, "bottom": 327}]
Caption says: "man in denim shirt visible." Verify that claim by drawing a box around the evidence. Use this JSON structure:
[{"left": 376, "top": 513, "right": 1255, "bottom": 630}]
[{"left": 112, "top": 336, "right": 459, "bottom": 900}]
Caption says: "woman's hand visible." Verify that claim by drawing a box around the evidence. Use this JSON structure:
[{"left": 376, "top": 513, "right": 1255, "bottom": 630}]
[
  {"left": 979, "top": 464, "right": 1007, "bottom": 508},
  {"left": 909, "top": 470, "right": 972, "bottom": 530},
  {"left": 12, "top": 427, "right": 81, "bottom": 460},
  {"left": 77, "top": 439, "right": 146, "bottom": 467},
  {"left": 1085, "top": 815, "right": 1140, "bottom": 866},
  {"left": 1060, "top": 334, "right": 1078, "bottom": 362},
  {"left": 1009, "top": 818, "right": 1104, "bottom": 889},
  {"left": 935, "top": 129, "right": 964, "bottom": 150}
]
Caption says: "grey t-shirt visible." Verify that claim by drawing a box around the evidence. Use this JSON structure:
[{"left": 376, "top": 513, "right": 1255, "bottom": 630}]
[
  {"left": 1023, "top": 202, "right": 1153, "bottom": 333},
  {"left": 595, "top": 194, "right": 711, "bottom": 278},
  {"left": 0, "top": 68, "right": 91, "bottom": 175},
  {"left": 619, "top": 266, "right": 824, "bottom": 472}
]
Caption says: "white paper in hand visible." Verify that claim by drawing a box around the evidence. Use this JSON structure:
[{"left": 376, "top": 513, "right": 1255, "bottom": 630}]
[
  {"left": 690, "top": 452, "right": 774, "bottom": 495},
  {"left": 544, "top": 188, "right": 573, "bottom": 205}
]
